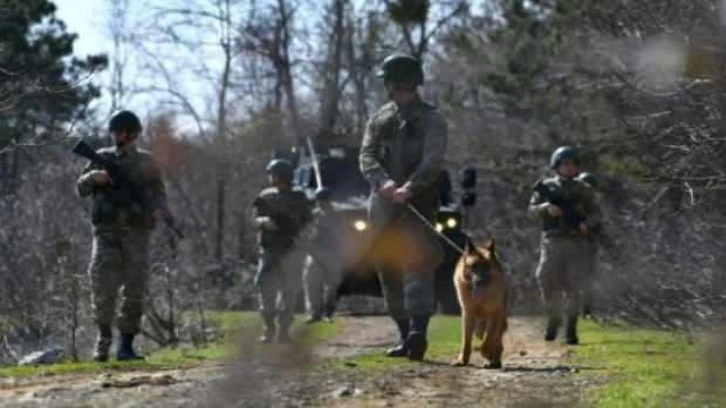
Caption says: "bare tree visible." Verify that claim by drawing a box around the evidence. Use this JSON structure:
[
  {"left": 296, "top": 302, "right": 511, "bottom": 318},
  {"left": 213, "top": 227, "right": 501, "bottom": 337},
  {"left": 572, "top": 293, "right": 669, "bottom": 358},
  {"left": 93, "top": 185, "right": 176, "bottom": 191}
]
[
  {"left": 106, "top": 0, "right": 132, "bottom": 113},
  {"left": 240, "top": 0, "right": 303, "bottom": 146},
  {"left": 317, "top": 0, "right": 348, "bottom": 139},
  {"left": 137, "top": 0, "right": 243, "bottom": 265},
  {"left": 383, "top": 0, "right": 468, "bottom": 59}
]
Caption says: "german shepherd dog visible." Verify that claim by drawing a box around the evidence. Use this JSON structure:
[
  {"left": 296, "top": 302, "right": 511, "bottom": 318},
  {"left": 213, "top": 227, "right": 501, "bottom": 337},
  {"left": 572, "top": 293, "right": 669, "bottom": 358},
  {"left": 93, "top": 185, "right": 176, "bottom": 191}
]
[{"left": 451, "top": 239, "right": 508, "bottom": 368}]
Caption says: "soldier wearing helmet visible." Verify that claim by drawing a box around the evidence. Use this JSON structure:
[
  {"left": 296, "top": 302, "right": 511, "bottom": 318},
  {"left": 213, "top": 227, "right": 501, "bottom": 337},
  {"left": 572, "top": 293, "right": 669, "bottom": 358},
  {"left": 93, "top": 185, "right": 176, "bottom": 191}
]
[
  {"left": 302, "top": 187, "right": 348, "bottom": 323},
  {"left": 76, "top": 110, "right": 168, "bottom": 362},
  {"left": 527, "top": 146, "right": 600, "bottom": 345},
  {"left": 359, "top": 53, "right": 448, "bottom": 361},
  {"left": 252, "top": 158, "right": 312, "bottom": 343}
]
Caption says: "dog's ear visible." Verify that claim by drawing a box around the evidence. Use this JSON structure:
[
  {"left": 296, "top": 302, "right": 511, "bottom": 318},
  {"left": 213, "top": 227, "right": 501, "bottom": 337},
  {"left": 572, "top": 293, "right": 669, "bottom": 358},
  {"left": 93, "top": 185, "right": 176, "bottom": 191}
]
[
  {"left": 464, "top": 238, "right": 473, "bottom": 254},
  {"left": 485, "top": 238, "right": 496, "bottom": 253}
]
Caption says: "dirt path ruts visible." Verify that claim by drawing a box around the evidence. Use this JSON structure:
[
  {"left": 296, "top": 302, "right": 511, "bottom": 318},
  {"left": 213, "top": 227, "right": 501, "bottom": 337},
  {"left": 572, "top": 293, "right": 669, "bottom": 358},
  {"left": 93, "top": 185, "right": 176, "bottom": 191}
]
[{"left": 0, "top": 316, "right": 599, "bottom": 407}]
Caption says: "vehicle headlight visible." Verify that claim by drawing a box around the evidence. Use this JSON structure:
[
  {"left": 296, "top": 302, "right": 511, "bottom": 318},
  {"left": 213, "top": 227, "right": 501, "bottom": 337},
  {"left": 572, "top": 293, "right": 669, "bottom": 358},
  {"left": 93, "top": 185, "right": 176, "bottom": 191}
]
[
  {"left": 446, "top": 218, "right": 458, "bottom": 229},
  {"left": 354, "top": 220, "right": 367, "bottom": 231},
  {"left": 435, "top": 223, "right": 444, "bottom": 232}
]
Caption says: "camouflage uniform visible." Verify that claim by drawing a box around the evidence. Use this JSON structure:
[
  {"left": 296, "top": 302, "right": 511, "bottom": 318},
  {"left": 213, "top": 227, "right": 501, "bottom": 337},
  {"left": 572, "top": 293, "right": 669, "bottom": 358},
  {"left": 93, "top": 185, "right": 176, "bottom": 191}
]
[
  {"left": 528, "top": 175, "right": 600, "bottom": 342},
  {"left": 360, "top": 95, "right": 447, "bottom": 356},
  {"left": 302, "top": 205, "right": 347, "bottom": 321},
  {"left": 76, "top": 145, "right": 166, "bottom": 346},
  {"left": 252, "top": 186, "right": 312, "bottom": 342}
]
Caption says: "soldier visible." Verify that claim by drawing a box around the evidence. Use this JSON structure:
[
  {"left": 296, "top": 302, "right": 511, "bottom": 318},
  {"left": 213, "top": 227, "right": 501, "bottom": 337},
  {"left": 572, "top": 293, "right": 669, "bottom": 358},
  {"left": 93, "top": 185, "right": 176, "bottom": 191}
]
[
  {"left": 302, "top": 187, "right": 346, "bottom": 323},
  {"left": 528, "top": 146, "right": 600, "bottom": 345},
  {"left": 252, "top": 159, "right": 312, "bottom": 344},
  {"left": 576, "top": 172, "right": 617, "bottom": 317},
  {"left": 359, "top": 53, "right": 448, "bottom": 361},
  {"left": 76, "top": 110, "right": 168, "bottom": 362}
]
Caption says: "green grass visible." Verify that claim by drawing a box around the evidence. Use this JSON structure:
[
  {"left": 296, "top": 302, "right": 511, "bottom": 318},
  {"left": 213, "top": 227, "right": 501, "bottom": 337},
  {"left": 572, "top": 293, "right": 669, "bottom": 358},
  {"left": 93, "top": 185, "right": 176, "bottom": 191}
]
[
  {"left": 4, "top": 311, "right": 723, "bottom": 408},
  {"left": 0, "top": 311, "right": 340, "bottom": 379},
  {"left": 572, "top": 319, "right": 726, "bottom": 408},
  {"left": 333, "top": 315, "right": 724, "bottom": 408}
]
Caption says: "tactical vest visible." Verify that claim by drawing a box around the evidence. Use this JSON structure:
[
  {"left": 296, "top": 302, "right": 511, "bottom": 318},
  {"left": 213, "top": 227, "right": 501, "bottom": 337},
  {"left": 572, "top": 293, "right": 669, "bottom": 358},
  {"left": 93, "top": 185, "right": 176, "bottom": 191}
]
[
  {"left": 535, "top": 179, "right": 587, "bottom": 235},
  {"left": 255, "top": 188, "right": 310, "bottom": 250},
  {"left": 91, "top": 150, "right": 154, "bottom": 228}
]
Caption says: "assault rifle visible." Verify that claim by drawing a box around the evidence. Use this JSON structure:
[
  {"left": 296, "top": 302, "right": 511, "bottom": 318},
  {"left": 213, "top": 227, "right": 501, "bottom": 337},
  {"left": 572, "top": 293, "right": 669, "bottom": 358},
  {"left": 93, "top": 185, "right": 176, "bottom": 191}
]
[
  {"left": 532, "top": 179, "right": 585, "bottom": 233},
  {"left": 72, "top": 139, "right": 184, "bottom": 238}
]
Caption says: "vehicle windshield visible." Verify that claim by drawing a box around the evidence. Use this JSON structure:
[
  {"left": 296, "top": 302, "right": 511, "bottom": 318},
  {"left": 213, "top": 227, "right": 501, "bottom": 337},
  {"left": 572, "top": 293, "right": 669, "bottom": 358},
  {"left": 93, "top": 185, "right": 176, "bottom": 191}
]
[
  {"left": 316, "top": 157, "right": 369, "bottom": 199},
  {"left": 300, "top": 149, "right": 453, "bottom": 204}
]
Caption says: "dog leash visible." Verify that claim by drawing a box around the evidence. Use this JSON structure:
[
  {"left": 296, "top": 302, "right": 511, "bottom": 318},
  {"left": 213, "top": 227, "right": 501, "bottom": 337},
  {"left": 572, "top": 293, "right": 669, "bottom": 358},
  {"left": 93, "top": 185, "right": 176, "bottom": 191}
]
[{"left": 406, "top": 203, "right": 465, "bottom": 255}]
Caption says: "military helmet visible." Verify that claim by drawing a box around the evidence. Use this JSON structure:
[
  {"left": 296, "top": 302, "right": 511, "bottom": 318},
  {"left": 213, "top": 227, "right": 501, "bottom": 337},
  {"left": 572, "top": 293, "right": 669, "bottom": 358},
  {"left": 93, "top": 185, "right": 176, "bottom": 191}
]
[
  {"left": 577, "top": 172, "right": 598, "bottom": 188},
  {"left": 265, "top": 158, "right": 294, "bottom": 182},
  {"left": 315, "top": 187, "right": 332, "bottom": 201},
  {"left": 376, "top": 53, "right": 424, "bottom": 86},
  {"left": 108, "top": 110, "right": 142, "bottom": 134},
  {"left": 549, "top": 146, "right": 579, "bottom": 168}
]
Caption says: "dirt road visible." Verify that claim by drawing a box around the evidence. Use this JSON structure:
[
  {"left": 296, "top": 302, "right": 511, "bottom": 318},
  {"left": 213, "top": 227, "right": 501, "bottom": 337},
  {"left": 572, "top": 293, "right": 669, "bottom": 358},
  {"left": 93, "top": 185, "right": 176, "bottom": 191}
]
[{"left": 0, "top": 316, "right": 600, "bottom": 407}]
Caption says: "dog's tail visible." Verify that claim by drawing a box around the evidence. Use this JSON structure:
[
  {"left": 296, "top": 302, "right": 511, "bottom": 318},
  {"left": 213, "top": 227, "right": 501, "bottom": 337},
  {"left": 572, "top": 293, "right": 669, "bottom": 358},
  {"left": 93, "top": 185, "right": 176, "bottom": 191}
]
[{"left": 474, "top": 318, "right": 485, "bottom": 340}]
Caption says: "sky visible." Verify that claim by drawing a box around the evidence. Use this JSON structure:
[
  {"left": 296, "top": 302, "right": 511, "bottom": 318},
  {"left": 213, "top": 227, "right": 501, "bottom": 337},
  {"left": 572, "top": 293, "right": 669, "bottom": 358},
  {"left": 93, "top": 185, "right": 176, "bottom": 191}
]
[
  {"left": 53, "top": 0, "right": 328, "bottom": 134},
  {"left": 51, "top": 0, "right": 489, "bottom": 133},
  {"left": 54, "top": 0, "right": 229, "bottom": 132},
  {"left": 55, "top": 0, "right": 131, "bottom": 124},
  {"left": 54, "top": 0, "right": 107, "bottom": 57}
]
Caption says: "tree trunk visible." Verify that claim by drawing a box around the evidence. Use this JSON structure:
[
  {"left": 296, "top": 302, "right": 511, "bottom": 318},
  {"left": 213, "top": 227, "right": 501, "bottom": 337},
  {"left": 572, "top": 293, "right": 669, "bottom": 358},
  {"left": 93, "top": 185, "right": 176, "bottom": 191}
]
[
  {"left": 277, "top": 0, "right": 302, "bottom": 147},
  {"left": 346, "top": 15, "right": 369, "bottom": 132},
  {"left": 318, "top": 0, "right": 347, "bottom": 139},
  {"left": 214, "top": 0, "right": 233, "bottom": 265}
]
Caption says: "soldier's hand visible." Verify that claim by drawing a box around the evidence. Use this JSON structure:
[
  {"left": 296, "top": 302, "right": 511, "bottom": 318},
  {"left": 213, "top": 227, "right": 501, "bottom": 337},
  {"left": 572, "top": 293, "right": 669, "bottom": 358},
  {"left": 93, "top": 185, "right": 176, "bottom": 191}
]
[
  {"left": 378, "top": 179, "right": 397, "bottom": 198},
  {"left": 392, "top": 187, "right": 413, "bottom": 204},
  {"left": 546, "top": 204, "right": 562, "bottom": 217},
  {"left": 91, "top": 170, "right": 112, "bottom": 186},
  {"left": 579, "top": 222, "right": 589, "bottom": 235}
]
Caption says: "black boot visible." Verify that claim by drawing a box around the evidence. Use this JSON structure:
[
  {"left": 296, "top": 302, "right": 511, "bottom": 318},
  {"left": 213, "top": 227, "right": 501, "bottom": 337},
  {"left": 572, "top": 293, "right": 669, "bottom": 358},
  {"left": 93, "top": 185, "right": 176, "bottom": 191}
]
[
  {"left": 407, "top": 316, "right": 430, "bottom": 362},
  {"left": 385, "top": 318, "right": 410, "bottom": 357},
  {"left": 260, "top": 313, "right": 276, "bottom": 344},
  {"left": 544, "top": 316, "right": 561, "bottom": 342},
  {"left": 323, "top": 302, "right": 336, "bottom": 323},
  {"left": 92, "top": 325, "right": 112, "bottom": 362},
  {"left": 565, "top": 315, "right": 579, "bottom": 345},
  {"left": 116, "top": 333, "right": 144, "bottom": 361}
]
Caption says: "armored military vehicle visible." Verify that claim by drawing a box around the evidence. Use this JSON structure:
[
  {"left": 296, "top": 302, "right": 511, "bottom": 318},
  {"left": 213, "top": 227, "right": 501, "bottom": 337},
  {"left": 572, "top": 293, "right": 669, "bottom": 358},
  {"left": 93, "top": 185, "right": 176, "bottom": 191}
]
[{"left": 272, "top": 144, "right": 477, "bottom": 314}]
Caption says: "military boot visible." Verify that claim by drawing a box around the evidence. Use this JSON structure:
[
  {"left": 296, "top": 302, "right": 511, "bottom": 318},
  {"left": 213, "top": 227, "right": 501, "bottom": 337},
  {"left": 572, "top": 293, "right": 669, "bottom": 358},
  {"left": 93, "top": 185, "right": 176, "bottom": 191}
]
[
  {"left": 323, "top": 303, "right": 336, "bottom": 323},
  {"left": 565, "top": 315, "right": 579, "bottom": 345},
  {"left": 92, "top": 325, "right": 112, "bottom": 362},
  {"left": 544, "top": 316, "right": 562, "bottom": 342},
  {"left": 407, "top": 316, "right": 430, "bottom": 362},
  {"left": 116, "top": 333, "right": 145, "bottom": 361},
  {"left": 385, "top": 318, "right": 410, "bottom": 357},
  {"left": 260, "top": 313, "right": 276, "bottom": 344}
]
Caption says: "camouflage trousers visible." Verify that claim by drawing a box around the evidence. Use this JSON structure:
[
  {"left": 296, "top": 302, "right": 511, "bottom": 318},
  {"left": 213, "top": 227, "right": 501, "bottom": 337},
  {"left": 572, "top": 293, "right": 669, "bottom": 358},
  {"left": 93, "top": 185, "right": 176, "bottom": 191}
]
[
  {"left": 87, "top": 226, "right": 150, "bottom": 335},
  {"left": 535, "top": 235, "right": 588, "bottom": 317},
  {"left": 302, "top": 252, "right": 342, "bottom": 318},
  {"left": 255, "top": 247, "right": 305, "bottom": 329},
  {"left": 372, "top": 211, "right": 444, "bottom": 321}
]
